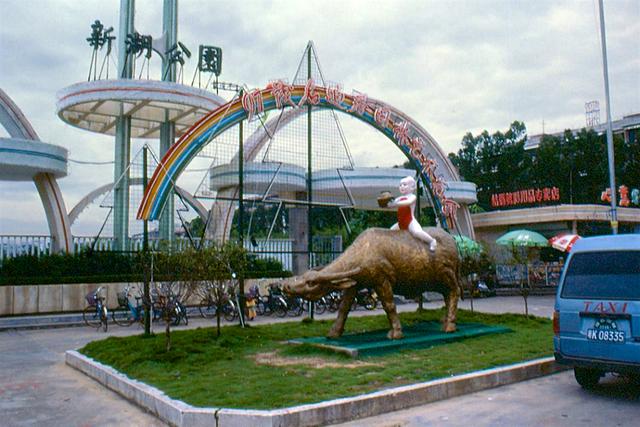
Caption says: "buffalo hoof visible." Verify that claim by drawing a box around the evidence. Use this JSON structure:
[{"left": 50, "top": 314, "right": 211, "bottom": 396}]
[
  {"left": 442, "top": 322, "right": 457, "bottom": 333},
  {"left": 387, "top": 329, "right": 404, "bottom": 340}
]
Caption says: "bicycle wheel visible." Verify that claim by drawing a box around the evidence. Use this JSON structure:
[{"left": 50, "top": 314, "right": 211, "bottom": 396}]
[
  {"left": 83, "top": 305, "right": 101, "bottom": 328},
  {"left": 180, "top": 303, "right": 189, "bottom": 325},
  {"left": 171, "top": 312, "right": 180, "bottom": 326},
  {"left": 256, "top": 298, "right": 267, "bottom": 316},
  {"left": 314, "top": 298, "right": 327, "bottom": 315},
  {"left": 223, "top": 302, "right": 237, "bottom": 321},
  {"left": 199, "top": 299, "right": 217, "bottom": 319},
  {"left": 327, "top": 296, "right": 340, "bottom": 312},
  {"left": 288, "top": 298, "right": 304, "bottom": 317},
  {"left": 274, "top": 298, "right": 288, "bottom": 318},
  {"left": 171, "top": 305, "right": 182, "bottom": 326},
  {"left": 100, "top": 305, "right": 108, "bottom": 332},
  {"left": 137, "top": 306, "right": 148, "bottom": 326},
  {"left": 112, "top": 306, "right": 135, "bottom": 326},
  {"left": 364, "top": 296, "right": 377, "bottom": 311}
]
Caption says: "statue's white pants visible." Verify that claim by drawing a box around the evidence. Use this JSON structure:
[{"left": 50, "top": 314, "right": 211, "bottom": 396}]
[{"left": 391, "top": 220, "right": 437, "bottom": 251}]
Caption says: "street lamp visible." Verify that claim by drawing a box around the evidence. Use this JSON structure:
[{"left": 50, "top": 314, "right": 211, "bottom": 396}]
[{"left": 598, "top": 0, "right": 618, "bottom": 234}]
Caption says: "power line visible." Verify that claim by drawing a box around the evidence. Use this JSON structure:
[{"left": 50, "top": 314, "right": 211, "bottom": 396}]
[{"left": 68, "top": 158, "right": 115, "bottom": 165}]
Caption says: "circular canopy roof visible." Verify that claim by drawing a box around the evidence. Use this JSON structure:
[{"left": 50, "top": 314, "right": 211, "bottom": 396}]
[
  {"left": 0, "top": 138, "right": 67, "bottom": 180},
  {"left": 56, "top": 79, "right": 226, "bottom": 139},
  {"left": 208, "top": 163, "right": 477, "bottom": 210}
]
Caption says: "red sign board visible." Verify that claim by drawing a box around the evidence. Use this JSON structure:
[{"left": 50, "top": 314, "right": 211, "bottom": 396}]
[{"left": 491, "top": 187, "right": 560, "bottom": 208}]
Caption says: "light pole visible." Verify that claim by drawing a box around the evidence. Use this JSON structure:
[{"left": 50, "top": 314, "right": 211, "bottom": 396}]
[{"left": 598, "top": 0, "right": 618, "bottom": 234}]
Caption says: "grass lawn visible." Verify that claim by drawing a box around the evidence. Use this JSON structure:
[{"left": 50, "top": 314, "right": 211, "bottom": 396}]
[{"left": 80, "top": 308, "right": 553, "bottom": 410}]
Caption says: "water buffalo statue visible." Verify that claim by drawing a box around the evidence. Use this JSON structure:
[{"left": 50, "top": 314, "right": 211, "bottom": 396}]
[{"left": 282, "top": 227, "right": 461, "bottom": 340}]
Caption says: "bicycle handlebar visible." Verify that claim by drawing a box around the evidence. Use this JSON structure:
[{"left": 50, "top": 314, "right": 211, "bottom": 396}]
[{"left": 92, "top": 286, "right": 106, "bottom": 301}]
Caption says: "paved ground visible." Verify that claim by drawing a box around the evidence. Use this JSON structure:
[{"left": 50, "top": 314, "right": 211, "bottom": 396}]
[
  {"left": 0, "top": 327, "right": 166, "bottom": 426},
  {"left": 333, "top": 370, "right": 640, "bottom": 427},
  {"left": 0, "top": 296, "right": 555, "bottom": 426}
]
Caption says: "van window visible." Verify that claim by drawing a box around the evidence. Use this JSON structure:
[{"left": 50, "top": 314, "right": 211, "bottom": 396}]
[{"left": 561, "top": 250, "right": 640, "bottom": 300}]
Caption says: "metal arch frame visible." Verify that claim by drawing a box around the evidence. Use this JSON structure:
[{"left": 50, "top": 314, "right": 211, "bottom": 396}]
[
  {"left": 0, "top": 89, "right": 73, "bottom": 253},
  {"left": 68, "top": 178, "right": 209, "bottom": 226},
  {"left": 205, "top": 107, "right": 307, "bottom": 242},
  {"left": 138, "top": 84, "right": 474, "bottom": 237}
]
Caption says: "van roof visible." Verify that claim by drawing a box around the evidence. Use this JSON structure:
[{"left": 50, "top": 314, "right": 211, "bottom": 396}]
[{"left": 571, "top": 234, "right": 640, "bottom": 253}]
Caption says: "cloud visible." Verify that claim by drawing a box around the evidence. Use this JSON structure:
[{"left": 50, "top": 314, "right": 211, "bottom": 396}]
[{"left": 0, "top": 0, "right": 638, "bottom": 236}]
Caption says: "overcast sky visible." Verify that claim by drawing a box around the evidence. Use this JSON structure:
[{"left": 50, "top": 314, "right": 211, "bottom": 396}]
[{"left": 0, "top": 0, "right": 638, "bottom": 236}]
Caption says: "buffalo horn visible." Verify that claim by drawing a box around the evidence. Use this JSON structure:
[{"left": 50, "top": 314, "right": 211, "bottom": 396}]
[{"left": 312, "top": 267, "right": 361, "bottom": 283}]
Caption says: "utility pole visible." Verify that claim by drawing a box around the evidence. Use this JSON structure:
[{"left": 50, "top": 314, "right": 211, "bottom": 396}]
[
  {"left": 306, "top": 44, "right": 314, "bottom": 320},
  {"left": 143, "top": 145, "right": 151, "bottom": 335},
  {"left": 237, "top": 111, "right": 246, "bottom": 326},
  {"left": 159, "top": 0, "right": 177, "bottom": 245},
  {"left": 114, "top": 0, "right": 135, "bottom": 251},
  {"left": 598, "top": 0, "right": 618, "bottom": 234}
]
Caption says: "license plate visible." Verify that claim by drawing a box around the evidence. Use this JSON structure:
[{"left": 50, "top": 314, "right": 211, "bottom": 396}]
[{"left": 587, "top": 328, "right": 625, "bottom": 343}]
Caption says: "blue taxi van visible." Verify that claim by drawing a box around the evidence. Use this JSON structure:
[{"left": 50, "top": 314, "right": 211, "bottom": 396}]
[{"left": 554, "top": 234, "right": 640, "bottom": 388}]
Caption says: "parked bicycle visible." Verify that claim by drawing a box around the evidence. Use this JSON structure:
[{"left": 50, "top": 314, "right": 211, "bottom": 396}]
[
  {"left": 111, "top": 285, "right": 146, "bottom": 327},
  {"left": 158, "top": 293, "right": 189, "bottom": 326},
  {"left": 151, "top": 283, "right": 189, "bottom": 326},
  {"left": 352, "top": 288, "right": 378, "bottom": 311},
  {"left": 258, "top": 283, "right": 288, "bottom": 317},
  {"left": 311, "top": 296, "right": 328, "bottom": 315},
  {"left": 170, "top": 296, "right": 189, "bottom": 326},
  {"left": 198, "top": 283, "right": 218, "bottom": 319},
  {"left": 198, "top": 278, "right": 242, "bottom": 322},
  {"left": 221, "top": 293, "right": 238, "bottom": 321},
  {"left": 285, "top": 295, "right": 305, "bottom": 317},
  {"left": 83, "top": 286, "right": 108, "bottom": 332},
  {"left": 324, "top": 291, "right": 342, "bottom": 312}
]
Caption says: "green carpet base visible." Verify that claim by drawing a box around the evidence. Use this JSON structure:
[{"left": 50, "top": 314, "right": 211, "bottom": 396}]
[{"left": 288, "top": 321, "right": 511, "bottom": 357}]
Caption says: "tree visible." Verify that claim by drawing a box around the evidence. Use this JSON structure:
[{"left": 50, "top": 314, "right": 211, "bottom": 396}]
[
  {"left": 449, "top": 122, "right": 639, "bottom": 211},
  {"left": 194, "top": 243, "right": 248, "bottom": 338},
  {"left": 449, "top": 121, "right": 530, "bottom": 210},
  {"left": 152, "top": 249, "right": 195, "bottom": 351},
  {"left": 186, "top": 216, "right": 206, "bottom": 238},
  {"left": 617, "top": 131, "right": 639, "bottom": 198}
]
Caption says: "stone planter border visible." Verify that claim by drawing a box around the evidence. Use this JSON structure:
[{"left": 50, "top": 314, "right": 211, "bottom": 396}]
[{"left": 66, "top": 350, "right": 566, "bottom": 427}]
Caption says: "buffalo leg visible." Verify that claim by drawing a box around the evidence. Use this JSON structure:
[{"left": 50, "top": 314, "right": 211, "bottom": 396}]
[
  {"left": 442, "top": 272, "right": 459, "bottom": 333},
  {"left": 441, "top": 288, "right": 449, "bottom": 324},
  {"left": 327, "top": 287, "right": 357, "bottom": 338},
  {"left": 376, "top": 280, "right": 404, "bottom": 340}
]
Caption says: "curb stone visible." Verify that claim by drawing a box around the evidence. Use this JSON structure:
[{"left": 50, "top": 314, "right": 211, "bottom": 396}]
[{"left": 66, "top": 350, "right": 568, "bottom": 427}]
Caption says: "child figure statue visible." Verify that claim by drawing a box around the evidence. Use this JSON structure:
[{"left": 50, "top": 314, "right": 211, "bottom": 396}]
[{"left": 388, "top": 176, "right": 437, "bottom": 252}]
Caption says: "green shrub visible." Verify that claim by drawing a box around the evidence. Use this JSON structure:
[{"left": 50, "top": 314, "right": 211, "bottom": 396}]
[
  {"left": 246, "top": 256, "right": 291, "bottom": 278},
  {"left": 0, "top": 251, "right": 143, "bottom": 285},
  {"left": 0, "top": 246, "right": 291, "bottom": 285}
]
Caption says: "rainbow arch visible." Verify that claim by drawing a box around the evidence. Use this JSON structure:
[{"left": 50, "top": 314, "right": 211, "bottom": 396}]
[{"left": 137, "top": 82, "right": 460, "bottom": 229}]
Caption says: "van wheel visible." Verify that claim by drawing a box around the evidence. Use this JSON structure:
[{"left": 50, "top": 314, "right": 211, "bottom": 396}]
[{"left": 574, "top": 367, "right": 601, "bottom": 389}]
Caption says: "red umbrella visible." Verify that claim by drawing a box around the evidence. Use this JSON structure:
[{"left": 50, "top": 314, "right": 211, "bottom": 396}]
[{"left": 549, "top": 233, "right": 581, "bottom": 252}]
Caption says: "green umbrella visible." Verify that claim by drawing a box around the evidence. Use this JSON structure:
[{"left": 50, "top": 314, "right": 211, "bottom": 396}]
[
  {"left": 496, "top": 229, "right": 549, "bottom": 247},
  {"left": 453, "top": 235, "right": 483, "bottom": 256}
]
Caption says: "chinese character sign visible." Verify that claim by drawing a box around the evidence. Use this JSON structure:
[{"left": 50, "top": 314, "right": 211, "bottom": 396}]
[
  {"left": 241, "top": 89, "right": 264, "bottom": 122},
  {"left": 601, "top": 186, "right": 640, "bottom": 207},
  {"left": 491, "top": 187, "right": 560, "bottom": 208},
  {"left": 269, "top": 80, "right": 296, "bottom": 109},
  {"left": 198, "top": 45, "right": 222, "bottom": 76},
  {"left": 235, "top": 79, "right": 459, "bottom": 228}
]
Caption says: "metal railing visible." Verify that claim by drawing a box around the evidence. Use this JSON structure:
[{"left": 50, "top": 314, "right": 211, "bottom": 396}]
[{"left": 0, "top": 235, "right": 52, "bottom": 260}]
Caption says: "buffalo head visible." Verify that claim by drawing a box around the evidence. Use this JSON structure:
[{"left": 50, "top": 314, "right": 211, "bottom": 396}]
[{"left": 282, "top": 267, "right": 361, "bottom": 301}]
